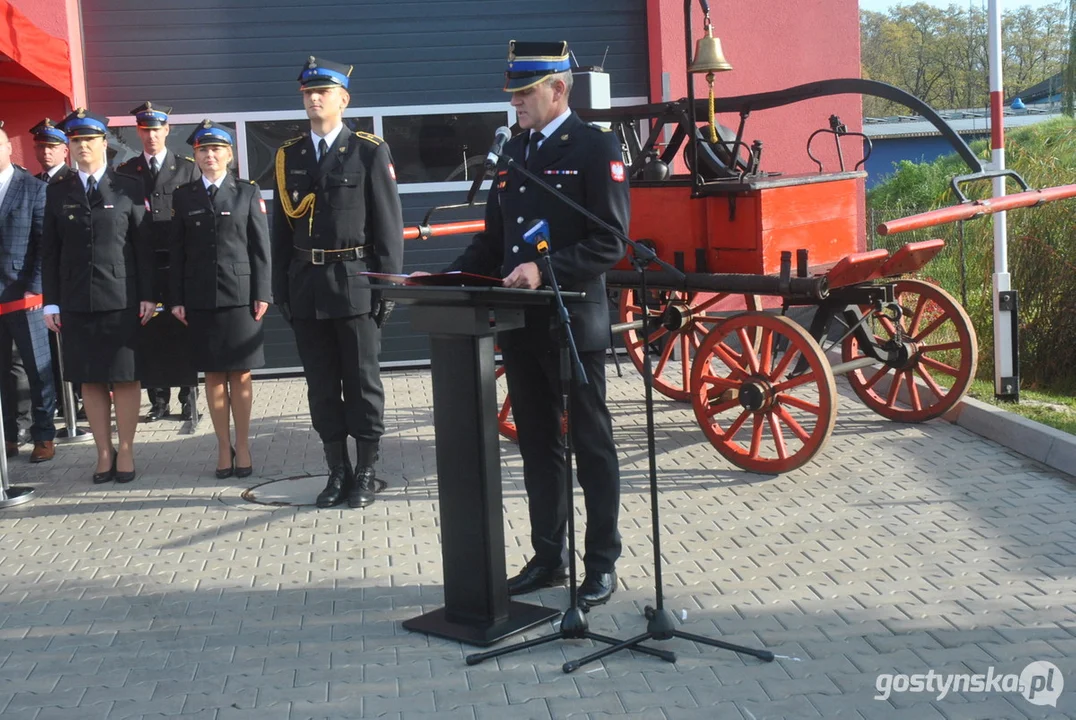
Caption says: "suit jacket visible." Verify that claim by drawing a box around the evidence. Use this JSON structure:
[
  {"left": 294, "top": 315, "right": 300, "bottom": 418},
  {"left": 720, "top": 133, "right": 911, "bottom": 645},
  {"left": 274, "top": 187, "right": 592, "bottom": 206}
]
[
  {"left": 447, "top": 112, "right": 629, "bottom": 351},
  {"left": 169, "top": 175, "right": 271, "bottom": 310},
  {"left": 271, "top": 130, "right": 404, "bottom": 319},
  {"left": 39, "top": 165, "right": 76, "bottom": 185},
  {"left": 0, "top": 168, "right": 48, "bottom": 302},
  {"left": 41, "top": 170, "right": 153, "bottom": 312}
]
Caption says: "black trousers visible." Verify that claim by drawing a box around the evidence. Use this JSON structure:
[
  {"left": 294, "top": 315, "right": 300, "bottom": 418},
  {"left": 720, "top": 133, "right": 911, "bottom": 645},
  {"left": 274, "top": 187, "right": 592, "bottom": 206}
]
[
  {"left": 0, "top": 312, "right": 56, "bottom": 442},
  {"left": 502, "top": 331, "right": 621, "bottom": 574},
  {"left": 292, "top": 314, "right": 384, "bottom": 444},
  {"left": 147, "top": 386, "right": 193, "bottom": 405}
]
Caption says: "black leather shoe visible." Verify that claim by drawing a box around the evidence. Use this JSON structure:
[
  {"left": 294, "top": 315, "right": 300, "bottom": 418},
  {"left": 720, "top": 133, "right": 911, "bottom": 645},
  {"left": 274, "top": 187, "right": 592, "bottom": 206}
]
[
  {"left": 315, "top": 441, "right": 351, "bottom": 508},
  {"left": 93, "top": 449, "right": 117, "bottom": 484},
  {"left": 145, "top": 402, "right": 168, "bottom": 422},
  {"left": 180, "top": 402, "right": 194, "bottom": 422},
  {"left": 16, "top": 428, "right": 31, "bottom": 447},
  {"left": 579, "top": 571, "right": 617, "bottom": 607},
  {"left": 216, "top": 447, "right": 235, "bottom": 479},
  {"left": 507, "top": 559, "right": 569, "bottom": 596},
  {"left": 347, "top": 440, "right": 379, "bottom": 508}
]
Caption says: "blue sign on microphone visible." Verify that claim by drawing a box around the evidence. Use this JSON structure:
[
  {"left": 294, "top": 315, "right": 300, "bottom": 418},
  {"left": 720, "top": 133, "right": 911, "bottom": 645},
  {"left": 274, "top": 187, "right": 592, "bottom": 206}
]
[{"left": 522, "top": 219, "right": 549, "bottom": 246}]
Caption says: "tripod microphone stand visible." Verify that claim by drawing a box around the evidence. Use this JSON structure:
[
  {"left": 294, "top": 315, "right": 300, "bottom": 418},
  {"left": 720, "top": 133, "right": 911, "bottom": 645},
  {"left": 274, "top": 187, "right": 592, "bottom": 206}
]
[
  {"left": 489, "top": 152, "right": 774, "bottom": 672},
  {"left": 465, "top": 222, "right": 675, "bottom": 670}
]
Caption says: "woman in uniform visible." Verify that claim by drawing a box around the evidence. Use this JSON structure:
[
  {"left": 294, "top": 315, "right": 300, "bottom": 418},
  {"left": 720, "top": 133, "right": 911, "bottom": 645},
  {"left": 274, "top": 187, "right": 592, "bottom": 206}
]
[
  {"left": 42, "top": 109, "right": 156, "bottom": 484},
  {"left": 169, "top": 121, "right": 270, "bottom": 479}
]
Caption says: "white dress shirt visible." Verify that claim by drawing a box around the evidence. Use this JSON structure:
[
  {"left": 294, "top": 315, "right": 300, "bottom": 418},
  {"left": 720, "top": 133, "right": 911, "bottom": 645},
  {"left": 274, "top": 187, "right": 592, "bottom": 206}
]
[
  {"left": 529, "top": 107, "right": 573, "bottom": 154},
  {"left": 311, "top": 124, "right": 345, "bottom": 161},
  {"left": 45, "top": 164, "right": 65, "bottom": 180},
  {"left": 0, "top": 164, "right": 15, "bottom": 208},
  {"left": 144, "top": 149, "right": 168, "bottom": 170}
]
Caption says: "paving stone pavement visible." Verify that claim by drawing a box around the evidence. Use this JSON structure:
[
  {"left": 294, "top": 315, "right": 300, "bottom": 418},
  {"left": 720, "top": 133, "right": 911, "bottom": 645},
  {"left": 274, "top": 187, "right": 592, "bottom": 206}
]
[{"left": 1, "top": 365, "right": 1073, "bottom": 719}]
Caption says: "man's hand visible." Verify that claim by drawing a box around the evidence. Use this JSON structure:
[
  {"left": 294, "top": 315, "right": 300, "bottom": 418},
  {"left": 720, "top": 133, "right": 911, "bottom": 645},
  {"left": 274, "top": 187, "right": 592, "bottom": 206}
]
[
  {"left": 171, "top": 305, "right": 188, "bottom": 325},
  {"left": 44, "top": 313, "right": 61, "bottom": 333},
  {"left": 372, "top": 292, "right": 395, "bottom": 328},
  {"left": 253, "top": 301, "right": 269, "bottom": 321},
  {"left": 502, "top": 262, "right": 541, "bottom": 289},
  {"left": 139, "top": 301, "right": 156, "bottom": 325}
]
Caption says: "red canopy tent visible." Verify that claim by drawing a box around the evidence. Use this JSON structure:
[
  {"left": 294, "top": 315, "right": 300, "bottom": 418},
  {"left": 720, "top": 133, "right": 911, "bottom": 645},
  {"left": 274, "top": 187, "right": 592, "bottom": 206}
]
[{"left": 0, "top": 0, "right": 75, "bottom": 166}]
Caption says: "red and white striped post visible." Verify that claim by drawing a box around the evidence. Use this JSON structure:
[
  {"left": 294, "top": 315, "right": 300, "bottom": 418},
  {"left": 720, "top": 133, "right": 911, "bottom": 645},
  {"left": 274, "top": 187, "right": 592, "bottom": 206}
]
[{"left": 988, "top": 0, "right": 1019, "bottom": 400}]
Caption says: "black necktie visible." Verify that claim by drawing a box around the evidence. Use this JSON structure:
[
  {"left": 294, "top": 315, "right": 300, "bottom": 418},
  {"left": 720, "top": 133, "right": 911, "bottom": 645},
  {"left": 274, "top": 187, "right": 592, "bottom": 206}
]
[
  {"left": 207, "top": 183, "right": 218, "bottom": 203},
  {"left": 38, "top": 171, "right": 49, "bottom": 182},
  {"left": 85, "top": 175, "right": 100, "bottom": 204},
  {"left": 149, "top": 156, "right": 159, "bottom": 180},
  {"left": 318, "top": 138, "right": 329, "bottom": 162},
  {"left": 526, "top": 131, "right": 544, "bottom": 168}
]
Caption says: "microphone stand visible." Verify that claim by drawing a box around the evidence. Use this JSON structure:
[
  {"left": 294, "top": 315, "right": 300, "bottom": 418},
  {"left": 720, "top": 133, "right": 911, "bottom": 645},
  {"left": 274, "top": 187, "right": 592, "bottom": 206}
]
[
  {"left": 490, "top": 152, "right": 774, "bottom": 673},
  {"left": 465, "top": 241, "right": 676, "bottom": 671}
]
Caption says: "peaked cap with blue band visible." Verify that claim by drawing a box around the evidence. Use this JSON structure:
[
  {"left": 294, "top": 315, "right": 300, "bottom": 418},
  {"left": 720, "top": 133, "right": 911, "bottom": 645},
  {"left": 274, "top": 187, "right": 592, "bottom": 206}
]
[
  {"left": 30, "top": 118, "right": 68, "bottom": 145},
  {"left": 504, "top": 40, "right": 571, "bottom": 92},
  {"left": 58, "top": 108, "right": 109, "bottom": 138},
  {"left": 186, "top": 120, "right": 233, "bottom": 148},
  {"left": 130, "top": 101, "right": 172, "bottom": 128},
  {"left": 298, "top": 56, "right": 353, "bottom": 90}
]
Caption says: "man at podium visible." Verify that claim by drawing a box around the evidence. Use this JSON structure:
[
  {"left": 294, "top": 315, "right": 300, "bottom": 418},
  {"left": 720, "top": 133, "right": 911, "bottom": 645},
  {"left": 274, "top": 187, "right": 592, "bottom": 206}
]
[{"left": 443, "top": 41, "right": 630, "bottom": 608}]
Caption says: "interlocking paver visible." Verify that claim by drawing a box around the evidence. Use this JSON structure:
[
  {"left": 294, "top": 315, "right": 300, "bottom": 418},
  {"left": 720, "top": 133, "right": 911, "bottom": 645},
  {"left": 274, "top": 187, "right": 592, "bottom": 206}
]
[{"left": 0, "top": 369, "right": 1074, "bottom": 719}]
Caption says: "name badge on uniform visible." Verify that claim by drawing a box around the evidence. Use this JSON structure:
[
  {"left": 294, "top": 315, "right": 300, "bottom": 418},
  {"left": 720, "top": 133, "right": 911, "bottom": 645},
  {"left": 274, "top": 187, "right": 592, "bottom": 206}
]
[
  {"left": 219, "top": 211, "right": 231, "bottom": 216},
  {"left": 288, "top": 170, "right": 306, "bottom": 175},
  {"left": 63, "top": 204, "right": 80, "bottom": 210},
  {"left": 104, "top": 204, "right": 115, "bottom": 209},
  {"left": 188, "top": 208, "right": 207, "bottom": 216}
]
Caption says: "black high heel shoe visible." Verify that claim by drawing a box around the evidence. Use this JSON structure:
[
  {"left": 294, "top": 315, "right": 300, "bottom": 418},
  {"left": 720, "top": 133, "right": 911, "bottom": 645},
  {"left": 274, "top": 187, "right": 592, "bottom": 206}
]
[
  {"left": 114, "top": 451, "right": 136, "bottom": 484},
  {"left": 235, "top": 446, "right": 253, "bottom": 478},
  {"left": 92, "top": 448, "right": 117, "bottom": 484},
  {"left": 216, "top": 447, "right": 235, "bottom": 479}
]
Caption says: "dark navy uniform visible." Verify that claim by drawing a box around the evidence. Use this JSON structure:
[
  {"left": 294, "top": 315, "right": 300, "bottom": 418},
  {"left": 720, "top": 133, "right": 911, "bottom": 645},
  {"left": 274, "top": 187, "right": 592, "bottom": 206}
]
[
  {"left": 449, "top": 111, "right": 628, "bottom": 576},
  {"left": 272, "top": 56, "right": 404, "bottom": 508},
  {"left": 39, "top": 166, "right": 75, "bottom": 184},
  {"left": 116, "top": 102, "right": 199, "bottom": 416},
  {"left": 169, "top": 173, "right": 271, "bottom": 371},
  {"left": 41, "top": 169, "right": 153, "bottom": 383}
]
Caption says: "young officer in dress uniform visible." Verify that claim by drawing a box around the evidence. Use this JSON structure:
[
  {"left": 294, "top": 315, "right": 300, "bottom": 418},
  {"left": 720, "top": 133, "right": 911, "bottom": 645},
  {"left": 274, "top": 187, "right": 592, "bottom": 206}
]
[
  {"left": 169, "top": 121, "right": 271, "bottom": 479},
  {"left": 271, "top": 57, "right": 404, "bottom": 509},
  {"left": 42, "top": 109, "right": 156, "bottom": 484},
  {"left": 29, "top": 118, "right": 78, "bottom": 426},
  {"left": 442, "top": 41, "right": 629, "bottom": 607},
  {"left": 116, "top": 102, "right": 199, "bottom": 422},
  {"left": 30, "top": 119, "right": 75, "bottom": 184}
]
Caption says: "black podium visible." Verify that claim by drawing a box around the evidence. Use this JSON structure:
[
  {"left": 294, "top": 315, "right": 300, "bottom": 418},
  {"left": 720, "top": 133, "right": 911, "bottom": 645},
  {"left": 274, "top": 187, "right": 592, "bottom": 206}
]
[{"left": 385, "top": 285, "right": 573, "bottom": 646}]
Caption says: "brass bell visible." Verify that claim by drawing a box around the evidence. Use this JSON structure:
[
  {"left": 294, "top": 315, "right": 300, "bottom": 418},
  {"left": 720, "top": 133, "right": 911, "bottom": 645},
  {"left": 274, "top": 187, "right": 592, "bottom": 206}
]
[{"left": 688, "top": 20, "right": 732, "bottom": 74}]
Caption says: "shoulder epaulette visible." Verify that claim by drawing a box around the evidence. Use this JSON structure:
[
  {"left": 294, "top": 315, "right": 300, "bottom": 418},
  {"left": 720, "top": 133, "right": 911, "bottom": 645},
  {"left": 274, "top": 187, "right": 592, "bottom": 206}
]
[
  {"left": 180, "top": 155, "right": 195, "bottom": 163},
  {"left": 354, "top": 131, "right": 383, "bottom": 146},
  {"left": 248, "top": 179, "right": 257, "bottom": 186},
  {"left": 280, "top": 135, "right": 304, "bottom": 149},
  {"left": 587, "top": 122, "right": 613, "bottom": 132}
]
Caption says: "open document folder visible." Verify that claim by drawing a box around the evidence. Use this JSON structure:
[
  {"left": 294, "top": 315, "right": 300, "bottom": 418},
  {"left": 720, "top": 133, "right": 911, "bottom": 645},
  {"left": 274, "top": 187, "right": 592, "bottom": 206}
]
[{"left": 359, "top": 271, "right": 504, "bottom": 287}]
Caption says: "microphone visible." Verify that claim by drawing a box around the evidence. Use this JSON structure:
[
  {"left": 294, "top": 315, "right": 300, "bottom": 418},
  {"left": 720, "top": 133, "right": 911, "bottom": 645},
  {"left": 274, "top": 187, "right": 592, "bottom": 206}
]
[
  {"left": 484, "top": 126, "right": 512, "bottom": 169},
  {"left": 522, "top": 219, "right": 550, "bottom": 255}
]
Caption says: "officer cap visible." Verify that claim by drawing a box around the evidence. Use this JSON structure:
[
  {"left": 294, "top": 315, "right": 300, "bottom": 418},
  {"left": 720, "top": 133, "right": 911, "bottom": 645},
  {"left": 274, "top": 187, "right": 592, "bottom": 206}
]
[
  {"left": 186, "top": 120, "right": 234, "bottom": 148},
  {"left": 130, "top": 101, "right": 172, "bottom": 128},
  {"left": 58, "top": 108, "right": 109, "bottom": 138},
  {"left": 30, "top": 118, "right": 68, "bottom": 145},
  {"left": 298, "top": 56, "right": 352, "bottom": 90},
  {"left": 504, "top": 40, "right": 571, "bottom": 92}
]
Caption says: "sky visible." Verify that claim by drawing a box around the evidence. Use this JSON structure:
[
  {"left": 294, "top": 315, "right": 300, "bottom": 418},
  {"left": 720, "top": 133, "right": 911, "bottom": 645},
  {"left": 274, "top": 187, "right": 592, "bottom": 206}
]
[{"left": 860, "top": 0, "right": 1062, "bottom": 12}]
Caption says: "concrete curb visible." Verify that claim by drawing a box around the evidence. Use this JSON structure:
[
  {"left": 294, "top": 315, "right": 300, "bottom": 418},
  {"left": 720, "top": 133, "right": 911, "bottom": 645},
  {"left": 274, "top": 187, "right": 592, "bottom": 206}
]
[{"left": 944, "top": 395, "right": 1076, "bottom": 477}]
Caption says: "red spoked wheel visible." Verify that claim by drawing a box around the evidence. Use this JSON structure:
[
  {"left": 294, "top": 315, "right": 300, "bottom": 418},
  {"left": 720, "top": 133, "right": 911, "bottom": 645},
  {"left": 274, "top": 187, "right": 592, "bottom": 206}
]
[
  {"left": 620, "top": 289, "right": 762, "bottom": 401},
  {"left": 691, "top": 313, "right": 838, "bottom": 474},
  {"left": 842, "top": 279, "right": 977, "bottom": 422},
  {"left": 495, "top": 362, "right": 518, "bottom": 442}
]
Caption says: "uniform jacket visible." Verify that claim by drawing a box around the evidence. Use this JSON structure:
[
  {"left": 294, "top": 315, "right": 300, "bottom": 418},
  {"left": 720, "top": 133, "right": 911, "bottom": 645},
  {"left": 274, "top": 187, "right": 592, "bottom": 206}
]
[
  {"left": 0, "top": 168, "right": 47, "bottom": 302},
  {"left": 271, "top": 129, "right": 404, "bottom": 319},
  {"left": 117, "top": 151, "right": 200, "bottom": 244},
  {"left": 447, "top": 112, "right": 629, "bottom": 352},
  {"left": 41, "top": 170, "right": 153, "bottom": 312},
  {"left": 169, "top": 175, "right": 271, "bottom": 311},
  {"left": 39, "top": 165, "right": 76, "bottom": 185}
]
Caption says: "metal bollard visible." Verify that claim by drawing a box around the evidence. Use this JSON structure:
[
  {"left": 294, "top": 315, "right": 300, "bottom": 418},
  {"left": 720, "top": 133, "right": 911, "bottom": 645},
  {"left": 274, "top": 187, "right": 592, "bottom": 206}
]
[
  {"left": 0, "top": 363, "right": 36, "bottom": 509},
  {"left": 53, "top": 333, "right": 91, "bottom": 443}
]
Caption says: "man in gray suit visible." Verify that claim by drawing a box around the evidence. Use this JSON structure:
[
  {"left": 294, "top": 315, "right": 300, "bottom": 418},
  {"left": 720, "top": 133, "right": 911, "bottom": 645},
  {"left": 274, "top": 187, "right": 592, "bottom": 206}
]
[{"left": 0, "top": 123, "right": 56, "bottom": 462}]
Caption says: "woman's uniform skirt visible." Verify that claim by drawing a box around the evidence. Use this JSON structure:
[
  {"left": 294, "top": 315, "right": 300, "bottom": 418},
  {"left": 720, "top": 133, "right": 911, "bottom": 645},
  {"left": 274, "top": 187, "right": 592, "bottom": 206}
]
[
  {"left": 186, "top": 305, "right": 265, "bottom": 372},
  {"left": 61, "top": 309, "right": 140, "bottom": 384}
]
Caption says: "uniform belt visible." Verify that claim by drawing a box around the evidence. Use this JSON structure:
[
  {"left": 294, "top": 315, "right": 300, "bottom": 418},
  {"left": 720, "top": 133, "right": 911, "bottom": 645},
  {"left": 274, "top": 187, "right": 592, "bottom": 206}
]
[{"left": 295, "top": 246, "right": 369, "bottom": 265}]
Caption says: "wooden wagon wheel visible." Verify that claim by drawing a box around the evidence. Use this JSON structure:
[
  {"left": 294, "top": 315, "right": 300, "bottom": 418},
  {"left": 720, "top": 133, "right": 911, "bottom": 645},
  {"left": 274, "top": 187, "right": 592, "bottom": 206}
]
[
  {"left": 842, "top": 279, "right": 977, "bottom": 422},
  {"left": 691, "top": 313, "right": 838, "bottom": 474},
  {"left": 495, "top": 362, "right": 518, "bottom": 442},
  {"left": 620, "top": 289, "right": 762, "bottom": 402}
]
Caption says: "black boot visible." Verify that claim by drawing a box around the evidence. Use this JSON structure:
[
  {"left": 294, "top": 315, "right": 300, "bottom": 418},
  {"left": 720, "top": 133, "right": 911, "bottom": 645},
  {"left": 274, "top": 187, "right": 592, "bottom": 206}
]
[
  {"left": 348, "top": 440, "right": 378, "bottom": 508},
  {"left": 315, "top": 441, "right": 352, "bottom": 508}
]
